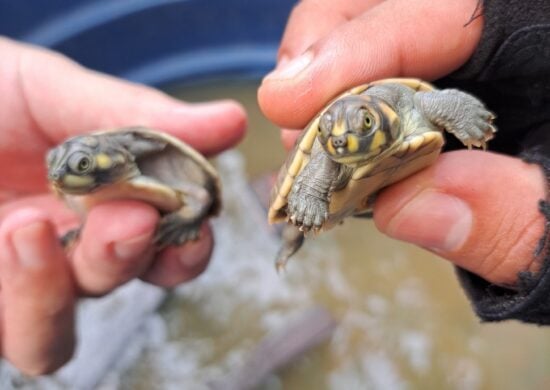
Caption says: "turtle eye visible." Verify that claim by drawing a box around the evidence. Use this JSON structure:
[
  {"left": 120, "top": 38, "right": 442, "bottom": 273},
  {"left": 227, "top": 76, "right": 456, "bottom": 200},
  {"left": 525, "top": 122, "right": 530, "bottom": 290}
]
[
  {"left": 363, "top": 113, "right": 373, "bottom": 130},
  {"left": 77, "top": 157, "right": 91, "bottom": 172},
  {"left": 68, "top": 153, "right": 93, "bottom": 174}
]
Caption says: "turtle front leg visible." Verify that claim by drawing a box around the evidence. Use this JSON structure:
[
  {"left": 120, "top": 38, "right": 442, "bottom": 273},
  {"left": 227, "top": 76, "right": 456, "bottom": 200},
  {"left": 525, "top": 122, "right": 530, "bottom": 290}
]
[
  {"left": 413, "top": 89, "right": 496, "bottom": 149},
  {"left": 287, "top": 142, "right": 340, "bottom": 232},
  {"left": 154, "top": 186, "right": 212, "bottom": 248}
]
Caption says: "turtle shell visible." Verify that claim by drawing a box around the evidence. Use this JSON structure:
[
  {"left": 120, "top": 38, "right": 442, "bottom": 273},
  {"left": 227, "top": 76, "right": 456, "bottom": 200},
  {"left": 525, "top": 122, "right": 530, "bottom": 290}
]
[{"left": 268, "top": 78, "right": 443, "bottom": 230}]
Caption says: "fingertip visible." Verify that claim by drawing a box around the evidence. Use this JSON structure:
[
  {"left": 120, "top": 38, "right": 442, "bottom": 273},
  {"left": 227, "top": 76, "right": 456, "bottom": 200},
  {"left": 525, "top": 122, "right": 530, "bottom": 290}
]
[
  {"left": 259, "top": 0, "right": 483, "bottom": 129},
  {"left": 162, "top": 99, "right": 248, "bottom": 156},
  {"left": 141, "top": 223, "right": 213, "bottom": 287},
  {"left": 0, "top": 210, "right": 76, "bottom": 375},
  {"left": 83, "top": 200, "right": 159, "bottom": 243},
  {"left": 374, "top": 151, "right": 547, "bottom": 285},
  {"left": 0, "top": 208, "right": 61, "bottom": 272},
  {"left": 73, "top": 200, "right": 159, "bottom": 295},
  {"left": 0, "top": 208, "right": 50, "bottom": 237}
]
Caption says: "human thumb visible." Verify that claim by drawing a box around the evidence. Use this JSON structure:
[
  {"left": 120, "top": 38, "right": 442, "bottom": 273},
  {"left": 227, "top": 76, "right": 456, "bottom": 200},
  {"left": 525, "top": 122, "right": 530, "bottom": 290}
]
[{"left": 374, "top": 150, "right": 547, "bottom": 286}]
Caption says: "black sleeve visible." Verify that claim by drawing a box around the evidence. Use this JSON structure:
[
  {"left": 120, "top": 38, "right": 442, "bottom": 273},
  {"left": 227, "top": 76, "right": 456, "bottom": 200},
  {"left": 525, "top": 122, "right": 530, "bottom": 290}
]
[{"left": 434, "top": 1, "right": 550, "bottom": 324}]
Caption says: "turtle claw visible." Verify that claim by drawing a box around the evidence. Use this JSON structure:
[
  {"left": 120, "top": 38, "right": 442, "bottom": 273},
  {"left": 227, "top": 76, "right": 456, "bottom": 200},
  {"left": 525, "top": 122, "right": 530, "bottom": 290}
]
[
  {"left": 155, "top": 212, "right": 203, "bottom": 248},
  {"left": 287, "top": 191, "right": 328, "bottom": 232},
  {"left": 416, "top": 89, "right": 496, "bottom": 149}
]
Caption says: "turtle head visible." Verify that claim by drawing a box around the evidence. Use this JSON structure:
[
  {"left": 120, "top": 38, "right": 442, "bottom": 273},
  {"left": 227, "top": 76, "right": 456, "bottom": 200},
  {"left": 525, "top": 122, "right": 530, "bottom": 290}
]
[
  {"left": 46, "top": 134, "right": 139, "bottom": 195},
  {"left": 317, "top": 95, "right": 401, "bottom": 165}
]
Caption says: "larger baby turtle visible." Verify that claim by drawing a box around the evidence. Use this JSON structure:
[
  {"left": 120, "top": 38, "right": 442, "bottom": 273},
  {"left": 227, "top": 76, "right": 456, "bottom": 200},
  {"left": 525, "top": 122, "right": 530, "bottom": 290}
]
[
  {"left": 47, "top": 126, "right": 221, "bottom": 248},
  {"left": 268, "top": 78, "right": 496, "bottom": 270}
]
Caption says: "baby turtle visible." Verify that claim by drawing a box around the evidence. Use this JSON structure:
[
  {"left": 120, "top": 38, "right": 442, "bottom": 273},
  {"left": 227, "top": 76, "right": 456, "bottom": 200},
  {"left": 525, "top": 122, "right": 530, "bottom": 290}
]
[
  {"left": 47, "top": 126, "right": 221, "bottom": 248},
  {"left": 268, "top": 78, "right": 496, "bottom": 270}
]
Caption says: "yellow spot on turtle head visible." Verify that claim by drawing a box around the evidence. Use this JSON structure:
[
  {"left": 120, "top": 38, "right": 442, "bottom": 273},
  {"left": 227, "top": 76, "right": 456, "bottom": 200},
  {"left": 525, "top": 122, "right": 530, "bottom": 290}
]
[
  {"left": 326, "top": 139, "right": 336, "bottom": 156},
  {"left": 370, "top": 130, "right": 386, "bottom": 152},
  {"left": 62, "top": 174, "right": 95, "bottom": 188},
  {"left": 95, "top": 153, "right": 113, "bottom": 170},
  {"left": 347, "top": 135, "right": 359, "bottom": 153},
  {"left": 330, "top": 121, "right": 347, "bottom": 137}
]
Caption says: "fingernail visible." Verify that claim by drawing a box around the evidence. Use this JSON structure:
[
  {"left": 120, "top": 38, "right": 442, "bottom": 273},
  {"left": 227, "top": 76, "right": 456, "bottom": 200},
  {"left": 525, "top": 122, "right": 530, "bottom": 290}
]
[
  {"left": 385, "top": 191, "right": 472, "bottom": 252},
  {"left": 12, "top": 221, "right": 50, "bottom": 268},
  {"left": 264, "top": 51, "right": 314, "bottom": 81},
  {"left": 113, "top": 232, "right": 152, "bottom": 261},
  {"left": 277, "top": 55, "right": 290, "bottom": 70}
]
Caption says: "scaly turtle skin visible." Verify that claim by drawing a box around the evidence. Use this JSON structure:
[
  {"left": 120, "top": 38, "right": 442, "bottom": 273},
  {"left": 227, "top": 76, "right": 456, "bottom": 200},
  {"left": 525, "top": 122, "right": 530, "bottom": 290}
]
[
  {"left": 46, "top": 126, "right": 221, "bottom": 248},
  {"left": 268, "top": 78, "right": 496, "bottom": 270}
]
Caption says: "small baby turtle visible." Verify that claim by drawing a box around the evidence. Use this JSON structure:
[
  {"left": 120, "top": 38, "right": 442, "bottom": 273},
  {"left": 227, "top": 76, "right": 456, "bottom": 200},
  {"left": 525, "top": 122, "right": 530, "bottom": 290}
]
[
  {"left": 268, "top": 78, "right": 496, "bottom": 270},
  {"left": 47, "top": 126, "right": 221, "bottom": 248}
]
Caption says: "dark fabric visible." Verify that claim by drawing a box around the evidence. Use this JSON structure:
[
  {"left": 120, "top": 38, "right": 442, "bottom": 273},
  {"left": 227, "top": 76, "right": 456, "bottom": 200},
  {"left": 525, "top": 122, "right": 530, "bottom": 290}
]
[{"left": 434, "top": 1, "right": 550, "bottom": 324}]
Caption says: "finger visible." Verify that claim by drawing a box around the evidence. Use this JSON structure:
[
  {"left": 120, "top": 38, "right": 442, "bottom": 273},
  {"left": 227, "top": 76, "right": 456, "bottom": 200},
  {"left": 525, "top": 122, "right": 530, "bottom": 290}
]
[
  {"left": 0, "top": 37, "right": 247, "bottom": 192},
  {"left": 71, "top": 201, "right": 158, "bottom": 296},
  {"left": 278, "top": 0, "right": 382, "bottom": 60},
  {"left": 141, "top": 223, "right": 213, "bottom": 288},
  {"left": 0, "top": 208, "right": 75, "bottom": 375},
  {"left": 0, "top": 194, "right": 78, "bottom": 234},
  {"left": 374, "top": 151, "right": 547, "bottom": 286},
  {"left": 281, "top": 128, "right": 301, "bottom": 150},
  {"left": 258, "top": 0, "right": 483, "bottom": 128}
]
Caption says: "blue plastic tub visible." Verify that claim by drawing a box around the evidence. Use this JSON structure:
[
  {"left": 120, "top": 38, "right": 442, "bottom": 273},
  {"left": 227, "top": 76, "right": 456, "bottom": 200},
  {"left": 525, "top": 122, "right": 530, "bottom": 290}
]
[{"left": 0, "top": 0, "right": 296, "bottom": 86}]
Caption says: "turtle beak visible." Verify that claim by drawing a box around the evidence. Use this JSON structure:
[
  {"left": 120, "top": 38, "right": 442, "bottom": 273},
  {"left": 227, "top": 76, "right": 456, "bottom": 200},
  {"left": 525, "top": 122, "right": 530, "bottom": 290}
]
[{"left": 48, "top": 169, "right": 65, "bottom": 185}]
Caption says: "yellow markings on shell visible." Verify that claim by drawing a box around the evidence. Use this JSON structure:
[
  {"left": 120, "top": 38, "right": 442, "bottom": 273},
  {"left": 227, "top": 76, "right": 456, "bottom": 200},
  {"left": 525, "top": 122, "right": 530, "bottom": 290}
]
[
  {"left": 347, "top": 84, "right": 370, "bottom": 95},
  {"left": 347, "top": 134, "right": 359, "bottom": 153},
  {"left": 370, "top": 130, "right": 386, "bottom": 152},
  {"left": 95, "top": 153, "right": 113, "bottom": 170},
  {"left": 370, "top": 78, "right": 435, "bottom": 92},
  {"left": 269, "top": 117, "right": 321, "bottom": 222},
  {"left": 63, "top": 174, "right": 95, "bottom": 188},
  {"left": 299, "top": 116, "right": 321, "bottom": 151}
]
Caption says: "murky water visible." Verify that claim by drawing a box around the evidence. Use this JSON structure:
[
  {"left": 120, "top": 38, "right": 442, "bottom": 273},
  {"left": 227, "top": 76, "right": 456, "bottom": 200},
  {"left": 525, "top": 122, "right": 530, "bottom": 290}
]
[
  {"left": 122, "top": 82, "right": 550, "bottom": 389},
  {"left": 3, "top": 81, "right": 549, "bottom": 390}
]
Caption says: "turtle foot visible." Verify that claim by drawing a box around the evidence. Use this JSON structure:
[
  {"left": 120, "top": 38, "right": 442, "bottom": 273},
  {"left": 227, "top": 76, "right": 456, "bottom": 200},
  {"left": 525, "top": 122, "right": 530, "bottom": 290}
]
[
  {"left": 155, "top": 213, "right": 202, "bottom": 248},
  {"left": 415, "top": 89, "right": 497, "bottom": 149},
  {"left": 287, "top": 190, "right": 328, "bottom": 232}
]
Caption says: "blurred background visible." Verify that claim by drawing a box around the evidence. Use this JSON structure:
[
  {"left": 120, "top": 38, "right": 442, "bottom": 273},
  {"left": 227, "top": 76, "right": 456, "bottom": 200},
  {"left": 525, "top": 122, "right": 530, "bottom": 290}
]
[{"left": 1, "top": 1, "right": 550, "bottom": 389}]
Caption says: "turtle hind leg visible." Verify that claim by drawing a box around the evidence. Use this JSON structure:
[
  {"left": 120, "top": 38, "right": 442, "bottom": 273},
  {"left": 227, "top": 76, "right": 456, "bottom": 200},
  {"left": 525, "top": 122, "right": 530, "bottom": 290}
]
[
  {"left": 275, "top": 224, "right": 305, "bottom": 272},
  {"left": 60, "top": 227, "right": 81, "bottom": 250},
  {"left": 154, "top": 212, "right": 204, "bottom": 249},
  {"left": 155, "top": 183, "right": 214, "bottom": 248},
  {"left": 414, "top": 89, "right": 496, "bottom": 149}
]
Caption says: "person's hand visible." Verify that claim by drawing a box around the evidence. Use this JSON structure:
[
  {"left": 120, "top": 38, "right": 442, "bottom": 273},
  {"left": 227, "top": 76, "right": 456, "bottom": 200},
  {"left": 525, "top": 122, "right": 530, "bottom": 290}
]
[
  {"left": 258, "top": 0, "right": 547, "bottom": 286},
  {"left": 0, "top": 37, "right": 246, "bottom": 374}
]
